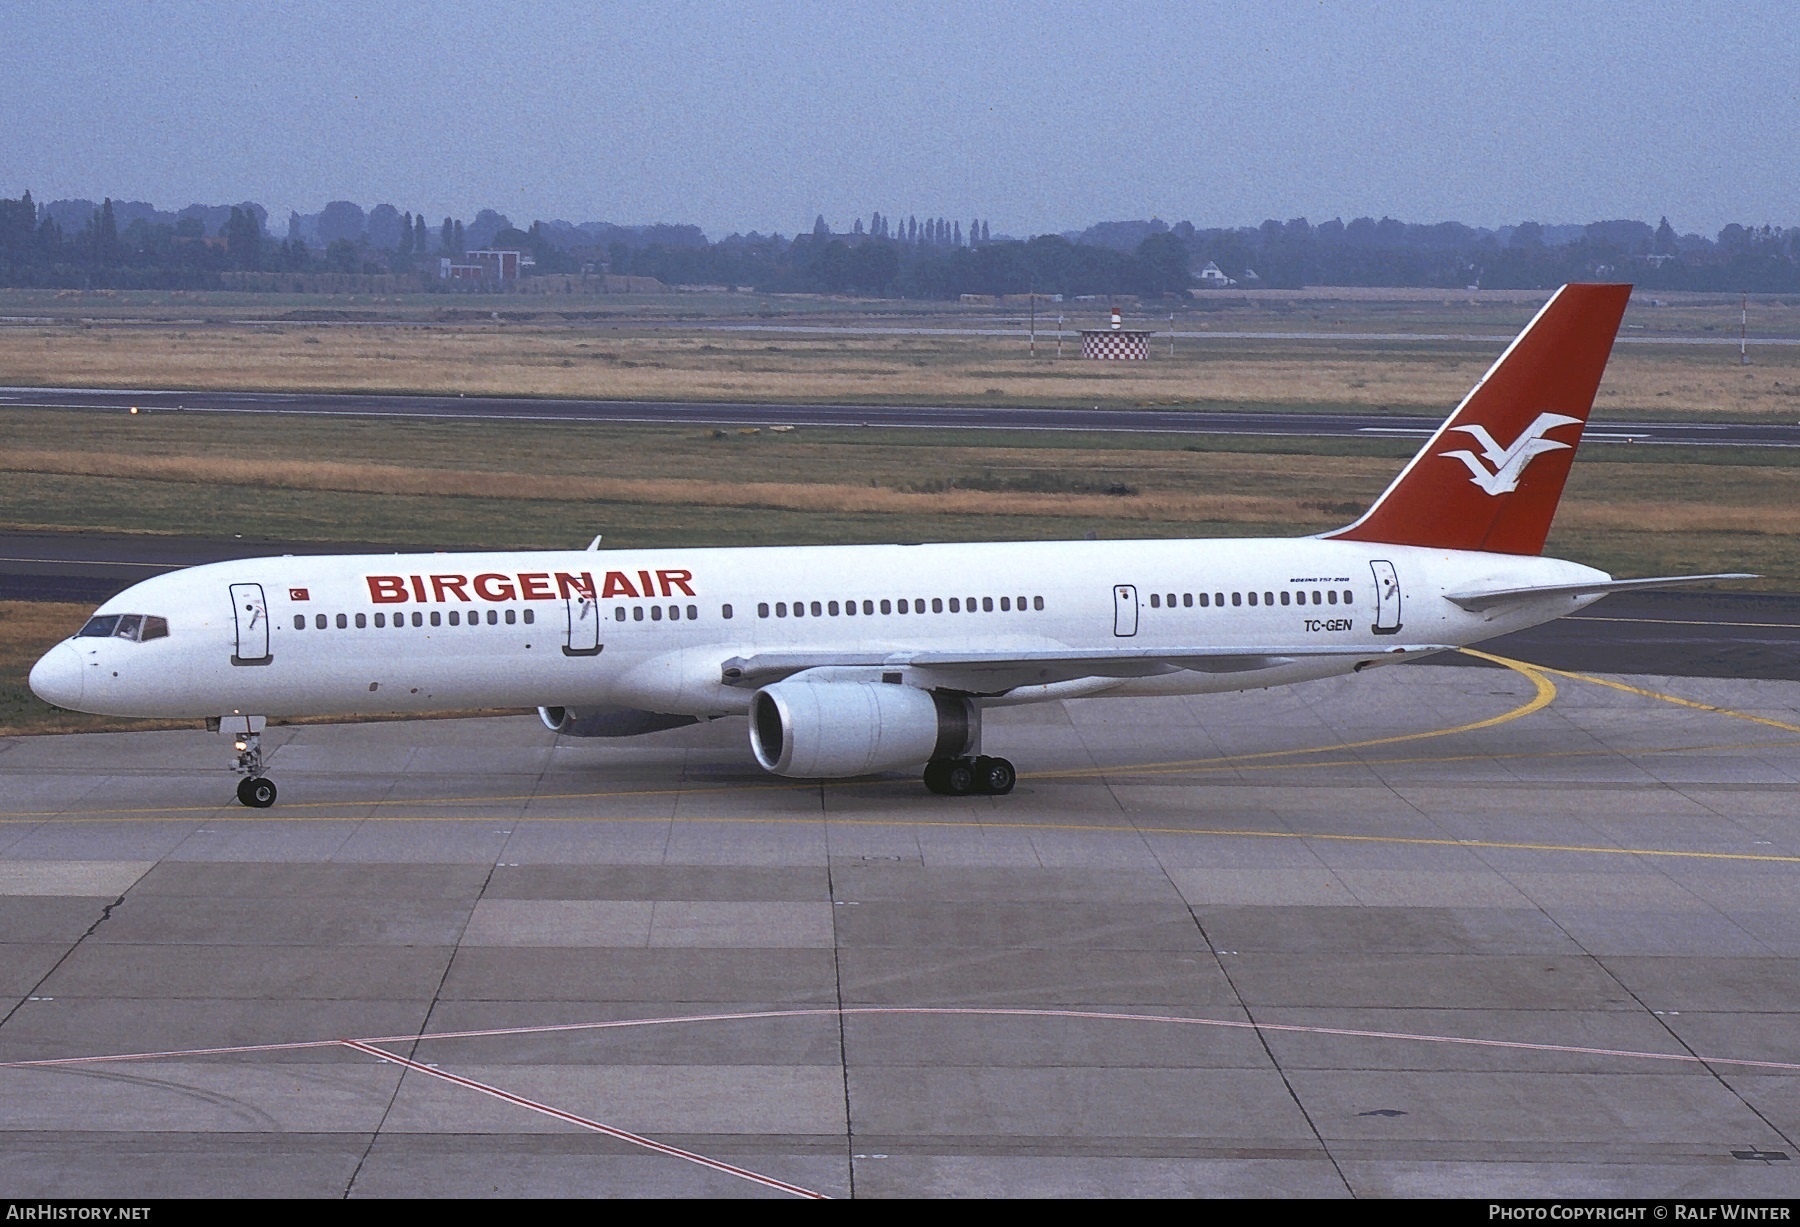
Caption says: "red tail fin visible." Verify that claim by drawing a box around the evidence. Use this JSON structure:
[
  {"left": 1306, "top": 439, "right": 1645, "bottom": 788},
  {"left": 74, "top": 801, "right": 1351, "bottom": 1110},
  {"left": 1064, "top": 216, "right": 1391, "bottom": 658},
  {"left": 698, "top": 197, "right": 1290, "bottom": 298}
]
[{"left": 1327, "top": 283, "right": 1632, "bottom": 555}]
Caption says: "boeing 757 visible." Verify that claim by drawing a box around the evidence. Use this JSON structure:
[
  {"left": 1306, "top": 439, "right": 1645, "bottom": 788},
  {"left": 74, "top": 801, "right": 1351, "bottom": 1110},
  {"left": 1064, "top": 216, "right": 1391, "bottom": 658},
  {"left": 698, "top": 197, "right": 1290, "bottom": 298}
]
[{"left": 28, "top": 284, "right": 1748, "bottom": 806}]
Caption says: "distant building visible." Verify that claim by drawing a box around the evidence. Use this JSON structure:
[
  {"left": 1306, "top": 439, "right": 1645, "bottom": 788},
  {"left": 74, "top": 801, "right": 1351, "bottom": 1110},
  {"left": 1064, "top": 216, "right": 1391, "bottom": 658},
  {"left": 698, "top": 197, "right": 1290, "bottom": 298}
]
[
  {"left": 1197, "top": 261, "right": 1235, "bottom": 288},
  {"left": 438, "top": 248, "right": 535, "bottom": 285}
]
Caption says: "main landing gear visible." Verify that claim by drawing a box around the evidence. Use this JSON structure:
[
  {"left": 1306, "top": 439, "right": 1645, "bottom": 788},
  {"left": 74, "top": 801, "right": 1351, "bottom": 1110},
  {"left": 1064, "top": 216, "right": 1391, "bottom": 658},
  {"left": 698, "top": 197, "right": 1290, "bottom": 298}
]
[
  {"left": 231, "top": 728, "right": 277, "bottom": 809},
  {"left": 923, "top": 756, "right": 1016, "bottom": 797}
]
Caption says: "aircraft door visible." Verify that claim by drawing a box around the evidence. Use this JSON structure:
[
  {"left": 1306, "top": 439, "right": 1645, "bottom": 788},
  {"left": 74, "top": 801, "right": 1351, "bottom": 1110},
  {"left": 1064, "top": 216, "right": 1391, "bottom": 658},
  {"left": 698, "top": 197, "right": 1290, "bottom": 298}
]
[
  {"left": 1370, "top": 560, "right": 1403, "bottom": 635},
  {"left": 1113, "top": 584, "right": 1139, "bottom": 637},
  {"left": 564, "top": 590, "right": 602, "bottom": 657},
  {"left": 229, "top": 582, "right": 272, "bottom": 665}
]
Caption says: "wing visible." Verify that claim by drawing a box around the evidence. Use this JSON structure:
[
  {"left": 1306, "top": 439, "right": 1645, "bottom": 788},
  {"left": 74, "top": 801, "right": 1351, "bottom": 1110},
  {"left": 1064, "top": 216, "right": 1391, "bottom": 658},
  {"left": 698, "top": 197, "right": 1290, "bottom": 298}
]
[
  {"left": 720, "top": 643, "right": 1454, "bottom": 694},
  {"left": 1444, "top": 572, "right": 1756, "bottom": 613}
]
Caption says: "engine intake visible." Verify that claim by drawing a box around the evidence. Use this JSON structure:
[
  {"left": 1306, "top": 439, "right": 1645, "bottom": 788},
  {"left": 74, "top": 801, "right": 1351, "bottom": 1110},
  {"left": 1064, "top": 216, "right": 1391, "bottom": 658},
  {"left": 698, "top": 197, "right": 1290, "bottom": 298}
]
[{"left": 749, "top": 680, "right": 973, "bottom": 778}]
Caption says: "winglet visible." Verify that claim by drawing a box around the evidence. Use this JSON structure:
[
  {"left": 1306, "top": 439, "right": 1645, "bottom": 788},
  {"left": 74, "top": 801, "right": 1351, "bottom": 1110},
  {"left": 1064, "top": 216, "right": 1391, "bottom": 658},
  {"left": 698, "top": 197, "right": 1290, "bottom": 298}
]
[{"left": 1326, "top": 283, "right": 1633, "bottom": 555}]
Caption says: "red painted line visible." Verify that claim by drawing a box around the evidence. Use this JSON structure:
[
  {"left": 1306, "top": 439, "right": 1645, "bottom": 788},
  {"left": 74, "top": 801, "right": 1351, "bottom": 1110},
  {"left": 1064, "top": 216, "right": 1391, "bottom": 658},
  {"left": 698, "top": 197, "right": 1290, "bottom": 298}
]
[{"left": 339, "top": 1039, "right": 826, "bottom": 1199}]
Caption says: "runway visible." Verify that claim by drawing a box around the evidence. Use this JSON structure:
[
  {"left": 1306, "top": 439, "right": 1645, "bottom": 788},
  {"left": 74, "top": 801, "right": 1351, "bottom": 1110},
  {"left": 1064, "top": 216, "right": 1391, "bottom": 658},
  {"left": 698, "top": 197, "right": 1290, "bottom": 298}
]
[
  {"left": 2, "top": 658, "right": 1799, "bottom": 1196},
  {"left": 4, "top": 384, "right": 1799, "bottom": 448}
]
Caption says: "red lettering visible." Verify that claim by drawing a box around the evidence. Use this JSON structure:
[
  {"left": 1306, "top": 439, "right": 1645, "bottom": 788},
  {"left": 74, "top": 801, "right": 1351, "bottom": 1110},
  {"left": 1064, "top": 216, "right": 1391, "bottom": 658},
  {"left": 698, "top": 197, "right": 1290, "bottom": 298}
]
[
  {"left": 367, "top": 575, "right": 408, "bottom": 604},
  {"left": 431, "top": 574, "right": 471, "bottom": 602},
  {"left": 656, "top": 569, "right": 695, "bottom": 597},
  {"left": 472, "top": 573, "right": 516, "bottom": 601},
  {"left": 555, "top": 571, "right": 596, "bottom": 600},
  {"left": 601, "top": 571, "right": 639, "bottom": 598},
  {"left": 518, "top": 572, "right": 554, "bottom": 600},
  {"left": 637, "top": 571, "right": 655, "bottom": 599},
  {"left": 409, "top": 575, "right": 427, "bottom": 603}
]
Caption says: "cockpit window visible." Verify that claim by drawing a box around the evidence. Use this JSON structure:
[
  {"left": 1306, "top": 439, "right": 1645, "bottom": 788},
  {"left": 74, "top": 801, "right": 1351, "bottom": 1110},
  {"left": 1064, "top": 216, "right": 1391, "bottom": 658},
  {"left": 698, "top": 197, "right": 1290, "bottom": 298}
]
[{"left": 74, "top": 614, "right": 169, "bottom": 642}]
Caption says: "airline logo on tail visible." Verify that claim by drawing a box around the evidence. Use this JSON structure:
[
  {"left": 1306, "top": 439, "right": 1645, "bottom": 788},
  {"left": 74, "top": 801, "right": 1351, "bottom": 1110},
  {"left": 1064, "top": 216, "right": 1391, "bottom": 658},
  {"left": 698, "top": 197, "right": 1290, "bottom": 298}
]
[{"left": 1440, "top": 412, "right": 1584, "bottom": 496}]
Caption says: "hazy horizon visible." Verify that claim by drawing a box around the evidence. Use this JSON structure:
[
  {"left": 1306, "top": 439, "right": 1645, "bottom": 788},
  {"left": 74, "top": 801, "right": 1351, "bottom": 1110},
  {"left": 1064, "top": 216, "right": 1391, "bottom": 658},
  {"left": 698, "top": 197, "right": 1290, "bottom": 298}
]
[{"left": 4, "top": 1, "right": 1793, "bottom": 239}]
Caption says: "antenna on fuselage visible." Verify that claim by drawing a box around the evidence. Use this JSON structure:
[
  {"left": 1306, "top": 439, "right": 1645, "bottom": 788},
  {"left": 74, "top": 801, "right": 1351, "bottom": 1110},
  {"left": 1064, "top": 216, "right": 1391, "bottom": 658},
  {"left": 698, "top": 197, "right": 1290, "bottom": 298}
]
[{"left": 586, "top": 535, "right": 603, "bottom": 550}]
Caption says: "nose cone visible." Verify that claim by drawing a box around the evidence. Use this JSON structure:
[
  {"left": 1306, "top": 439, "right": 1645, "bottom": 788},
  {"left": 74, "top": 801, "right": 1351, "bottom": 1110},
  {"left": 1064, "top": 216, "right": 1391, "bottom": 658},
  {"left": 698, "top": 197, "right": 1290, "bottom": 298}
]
[{"left": 28, "top": 642, "right": 85, "bottom": 710}]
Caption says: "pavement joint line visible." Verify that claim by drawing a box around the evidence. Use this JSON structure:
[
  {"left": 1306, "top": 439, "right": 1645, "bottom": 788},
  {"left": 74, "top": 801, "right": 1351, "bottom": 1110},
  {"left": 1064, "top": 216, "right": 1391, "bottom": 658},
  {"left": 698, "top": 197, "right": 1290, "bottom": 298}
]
[
  {"left": 338, "top": 1038, "right": 826, "bottom": 1199},
  {"left": 9, "top": 1005, "right": 1800, "bottom": 1079}
]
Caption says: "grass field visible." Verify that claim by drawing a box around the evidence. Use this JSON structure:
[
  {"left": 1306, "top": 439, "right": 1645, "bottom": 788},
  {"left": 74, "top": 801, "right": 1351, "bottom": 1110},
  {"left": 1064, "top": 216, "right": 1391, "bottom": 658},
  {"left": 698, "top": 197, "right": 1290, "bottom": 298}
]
[{"left": 1, "top": 288, "right": 1793, "bottom": 734}]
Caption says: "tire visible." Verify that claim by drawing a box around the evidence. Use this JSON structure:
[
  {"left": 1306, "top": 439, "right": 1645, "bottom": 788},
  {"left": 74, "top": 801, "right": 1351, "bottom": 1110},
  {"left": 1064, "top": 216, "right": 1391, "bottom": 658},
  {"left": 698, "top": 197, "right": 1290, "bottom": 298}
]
[
  {"left": 943, "top": 760, "right": 977, "bottom": 796},
  {"left": 237, "top": 777, "right": 277, "bottom": 808},
  {"left": 975, "top": 756, "right": 1016, "bottom": 795}
]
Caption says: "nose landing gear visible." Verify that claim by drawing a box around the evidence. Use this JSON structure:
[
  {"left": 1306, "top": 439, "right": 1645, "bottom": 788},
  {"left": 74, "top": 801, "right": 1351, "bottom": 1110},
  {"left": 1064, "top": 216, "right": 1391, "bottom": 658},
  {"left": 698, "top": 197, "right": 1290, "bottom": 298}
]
[
  {"left": 220, "top": 720, "right": 277, "bottom": 808},
  {"left": 923, "top": 756, "right": 1016, "bottom": 796}
]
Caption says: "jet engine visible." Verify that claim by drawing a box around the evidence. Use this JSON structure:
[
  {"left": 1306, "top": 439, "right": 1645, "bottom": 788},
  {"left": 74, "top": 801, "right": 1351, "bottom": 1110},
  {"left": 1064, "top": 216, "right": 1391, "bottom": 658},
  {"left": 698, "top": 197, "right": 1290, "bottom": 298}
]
[
  {"left": 749, "top": 680, "right": 974, "bottom": 778},
  {"left": 538, "top": 706, "right": 700, "bottom": 738}
]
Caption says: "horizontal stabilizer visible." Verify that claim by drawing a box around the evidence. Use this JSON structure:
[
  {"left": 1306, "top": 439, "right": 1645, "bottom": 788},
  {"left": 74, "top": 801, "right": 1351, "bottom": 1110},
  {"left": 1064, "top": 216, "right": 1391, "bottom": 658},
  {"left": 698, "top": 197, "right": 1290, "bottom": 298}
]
[
  {"left": 722, "top": 643, "right": 1453, "bottom": 692},
  {"left": 1444, "top": 572, "right": 1758, "bottom": 613}
]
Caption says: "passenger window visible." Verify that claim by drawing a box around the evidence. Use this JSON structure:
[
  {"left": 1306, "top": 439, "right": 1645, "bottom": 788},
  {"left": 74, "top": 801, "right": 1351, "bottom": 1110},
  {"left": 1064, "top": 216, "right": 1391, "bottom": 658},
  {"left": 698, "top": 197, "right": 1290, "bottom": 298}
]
[
  {"left": 1312, "top": 591, "right": 1322, "bottom": 605},
  {"left": 810, "top": 601, "right": 822, "bottom": 617},
  {"left": 1279, "top": 592, "right": 1290, "bottom": 606},
  {"left": 863, "top": 600, "right": 875, "bottom": 615},
  {"left": 504, "top": 609, "right": 516, "bottom": 625},
  {"left": 447, "top": 611, "right": 459, "bottom": 626},
  {"left": 412, "top": 612, "right": 424, "bottom": 627},
  {"left": 1033, "top": 596, "right": 1044, "bottom": 611},
  {"left": 897, "top": 599, "right": 908, "bottom": 614},
  {"left": 1231, "top": 593, "right": 1242, "bottom": 607},
  {"left": 633, "top": 607, "right": 644, "bottom": 621},
  {"left": 355, "top": 613, "right": 367, "bottom": 628},
  {"left": 1150, "top": 594, "right": 1160, "bottom": 608},
  {"left": 722, "top": 604, "right": 733, "bottom": 620},
  {"left": 1198, "top": 593, "right": 1209, "bottom": 607},
  {"left": 1000, "top": 597, "right": 1011, "bottom": 611},
  {"left": 983, "top": 597, "right": 993, "bottom": 612},
  {"left": 793, "top": 601, "right": 805, "bottom": 618},
  {"left": 1016, "top": 595, "right": 1027, "bottom": 610},
  {"left": 615, "top": 607, "right": 626, "bottom": 621},
  {"left": 651, "top": 606, "right": 663, "bottom": 621},
  {"left": 948, "top": 598, "right": 960, "bottom": 613},
  {"left": 687, "top": 605, "right": 698, "bottom": 620},
  {"left": 844, "top": 600, "right": 856, "bottom": 617},
  {"left": 335, "top": 613, "right": 347, "bottom": 629},
  {"left": 316, "top": 614, "right": 328, "bottom": 629},
  {"left": 488, "top": 610, "right": 498, "bottom": 625},
  {"left": 1183, "top": 594, "right": 1193, "bottom": 608},
  {"left": 1247, "top": 592, "right": 1257, "bottom": 606},
  {"left": 829, "top": 601, "right": 840, "bottom": 616},
  {"left": 932, "top": 598, "right": 944, "bottom": 613},
  {"left": 757, "top": 602, "right": 769, "bottom": 618},
  {"left": 374, "top": 613, "right": 386, "bottom": 628},
  {"left": 776, "top": 602, "right": 787, "bottom": 617},
  {"left": 1327, "top": 590, "right": 1338, "bottom": 605},
  {"left": 1215, "top": 592, "right": 1225, "bottom": 606},
  {"left": 1343, "top": 589, "right": 1354, "bottom": 605},
  {"left": 294, "top": 615, "right": 306, "bottom": 630},
  {"left": 430, "top": 611, "right": 441, "bottom": 627},
  {"left": 882, "top": 599, "right": 893, "bottom": 614},
  {"left": 523, "top": 609, "right": 535, "bottom": 625},
  {"left": 1264, "top": 592, "right": 1274, "bottom": 605}
]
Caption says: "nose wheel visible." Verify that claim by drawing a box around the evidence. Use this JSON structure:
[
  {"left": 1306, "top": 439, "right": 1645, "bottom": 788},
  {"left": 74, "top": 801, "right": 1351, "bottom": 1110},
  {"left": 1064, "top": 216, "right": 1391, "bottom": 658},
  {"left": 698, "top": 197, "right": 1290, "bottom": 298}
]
[
  {"left": 236, "top": 776, "right": 277, "bottom": 808},
  {"left": 923, "top": 756, "right": 1016, "bottom": 796}
]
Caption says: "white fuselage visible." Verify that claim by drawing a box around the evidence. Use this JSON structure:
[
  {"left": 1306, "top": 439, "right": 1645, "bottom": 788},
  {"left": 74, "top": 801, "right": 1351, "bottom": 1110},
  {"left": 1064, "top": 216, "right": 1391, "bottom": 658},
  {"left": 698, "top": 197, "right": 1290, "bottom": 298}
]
[{"left": 31, "top": 537, "right": 1606, "bottom": 721}]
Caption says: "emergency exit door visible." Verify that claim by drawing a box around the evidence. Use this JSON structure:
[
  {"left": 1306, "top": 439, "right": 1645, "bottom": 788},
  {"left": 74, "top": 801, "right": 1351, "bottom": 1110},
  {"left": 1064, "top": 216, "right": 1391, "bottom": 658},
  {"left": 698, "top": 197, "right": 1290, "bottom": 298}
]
[
  {"left": 1113, "top": 584, "right": 1139, "bottom": 637},
  {"left": 229, "top": 582, "right": 271, "bottom": 665}
]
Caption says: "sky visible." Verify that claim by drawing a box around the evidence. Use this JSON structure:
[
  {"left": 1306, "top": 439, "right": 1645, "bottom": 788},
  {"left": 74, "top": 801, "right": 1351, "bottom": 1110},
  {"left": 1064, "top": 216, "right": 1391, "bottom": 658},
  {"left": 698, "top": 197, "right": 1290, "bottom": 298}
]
[{"left": 3, "top": 1, "right": 1795, "bottom": 239}]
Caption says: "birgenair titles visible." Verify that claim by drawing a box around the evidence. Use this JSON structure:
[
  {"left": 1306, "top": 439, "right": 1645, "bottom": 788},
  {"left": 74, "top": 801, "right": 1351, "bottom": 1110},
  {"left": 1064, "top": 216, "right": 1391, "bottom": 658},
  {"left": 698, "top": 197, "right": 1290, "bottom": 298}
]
[{"left": 29, "top": 284, "right": 1751, "bottom": 806}]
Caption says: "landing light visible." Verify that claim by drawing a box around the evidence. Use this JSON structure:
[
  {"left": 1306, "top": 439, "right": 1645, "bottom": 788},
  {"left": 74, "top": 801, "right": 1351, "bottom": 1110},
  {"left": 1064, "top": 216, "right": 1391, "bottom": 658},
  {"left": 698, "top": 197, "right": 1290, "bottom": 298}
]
[
  {"left": 129, "top": 406, "right": 139, "bottom": 415},
  {"left": 233, "top": 738, "right": 248, "bottom": 752}
]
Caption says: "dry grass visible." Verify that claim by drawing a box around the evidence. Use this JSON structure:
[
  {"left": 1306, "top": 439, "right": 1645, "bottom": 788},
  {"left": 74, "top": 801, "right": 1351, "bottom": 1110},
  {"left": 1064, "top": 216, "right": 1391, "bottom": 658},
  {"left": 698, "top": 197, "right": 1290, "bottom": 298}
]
[{"left": 3, "top": 317, "right": 1797, "bottom": 418}]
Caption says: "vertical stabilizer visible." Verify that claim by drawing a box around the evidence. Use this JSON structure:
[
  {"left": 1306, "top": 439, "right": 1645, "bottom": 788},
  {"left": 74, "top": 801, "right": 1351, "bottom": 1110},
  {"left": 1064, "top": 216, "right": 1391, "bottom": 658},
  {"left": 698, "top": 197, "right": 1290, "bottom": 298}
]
[{"left": 1326, "top": 283, "right": 1632, "bottom": 555}]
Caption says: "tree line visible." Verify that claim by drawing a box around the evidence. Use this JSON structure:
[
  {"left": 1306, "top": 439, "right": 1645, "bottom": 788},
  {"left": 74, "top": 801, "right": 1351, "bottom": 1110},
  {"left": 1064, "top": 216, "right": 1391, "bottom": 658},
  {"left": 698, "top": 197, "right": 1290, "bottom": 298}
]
[{"left": 4, "top": 190, "right": 1798, "bottom": 296}]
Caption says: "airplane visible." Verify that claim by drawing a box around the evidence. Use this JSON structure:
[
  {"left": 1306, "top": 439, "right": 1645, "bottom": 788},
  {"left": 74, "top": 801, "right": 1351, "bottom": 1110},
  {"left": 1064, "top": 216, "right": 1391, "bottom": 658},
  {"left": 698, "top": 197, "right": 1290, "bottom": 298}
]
[{"left": 27, "top": 283, "right": 1750, "bottom": 807}]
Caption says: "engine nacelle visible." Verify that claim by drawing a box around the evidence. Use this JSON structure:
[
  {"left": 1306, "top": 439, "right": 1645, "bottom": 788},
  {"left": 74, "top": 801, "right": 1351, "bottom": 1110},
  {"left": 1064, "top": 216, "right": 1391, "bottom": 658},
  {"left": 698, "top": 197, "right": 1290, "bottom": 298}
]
[
  {"left": 538, "top": 705, "right": 700, "bottom": 738},
  {"left": 749, "top": 680, "right": 973, "bottom": 778}
]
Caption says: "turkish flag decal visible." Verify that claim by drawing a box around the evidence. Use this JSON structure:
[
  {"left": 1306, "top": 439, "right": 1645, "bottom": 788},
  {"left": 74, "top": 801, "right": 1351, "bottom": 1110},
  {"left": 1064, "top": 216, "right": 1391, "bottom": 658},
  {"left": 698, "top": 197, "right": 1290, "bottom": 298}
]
[{"left": 289, "top": 588, "right": 310, "bottom": 601}]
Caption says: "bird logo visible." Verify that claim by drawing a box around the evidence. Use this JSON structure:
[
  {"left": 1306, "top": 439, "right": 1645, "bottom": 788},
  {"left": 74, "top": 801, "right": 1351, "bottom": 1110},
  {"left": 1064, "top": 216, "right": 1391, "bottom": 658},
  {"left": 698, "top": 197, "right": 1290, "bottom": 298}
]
[{"left": 1440, "top": 412, "right": 1584, "bottom": 495}]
